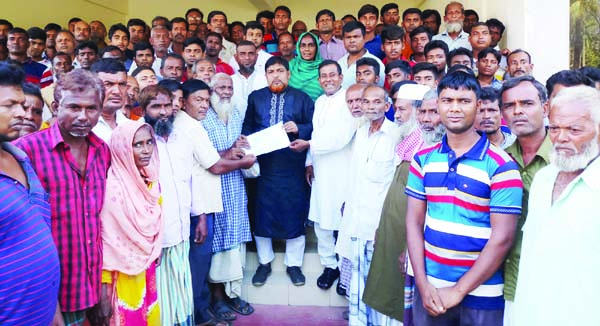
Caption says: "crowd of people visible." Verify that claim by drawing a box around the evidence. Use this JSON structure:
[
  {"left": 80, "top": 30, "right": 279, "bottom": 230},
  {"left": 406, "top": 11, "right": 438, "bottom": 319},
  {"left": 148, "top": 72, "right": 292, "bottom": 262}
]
[{"left": 1, "top": 1, "right": 600, "bottom": 326}]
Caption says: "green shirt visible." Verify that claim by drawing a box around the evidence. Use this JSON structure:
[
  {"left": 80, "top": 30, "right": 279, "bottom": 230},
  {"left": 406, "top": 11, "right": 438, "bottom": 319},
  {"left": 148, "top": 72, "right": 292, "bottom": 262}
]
[{"left": 503, "top": 134, "right": 552, "bottom": 301}]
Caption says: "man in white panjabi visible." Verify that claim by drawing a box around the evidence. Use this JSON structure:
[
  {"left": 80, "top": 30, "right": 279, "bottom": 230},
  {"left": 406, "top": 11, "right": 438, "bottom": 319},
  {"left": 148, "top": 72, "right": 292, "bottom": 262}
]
[
  {"left": 289, "top": 60, "right": 356, "bottom": 290},
  {"left": 513, "top": 86, "right": 600, "bottom": 326}
]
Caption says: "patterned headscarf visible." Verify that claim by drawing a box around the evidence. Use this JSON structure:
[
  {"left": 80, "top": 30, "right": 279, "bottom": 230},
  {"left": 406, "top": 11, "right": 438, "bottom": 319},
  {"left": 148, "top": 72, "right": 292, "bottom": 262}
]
[{"left": 288, "top": 32, "right": 324, "bottom": 101}]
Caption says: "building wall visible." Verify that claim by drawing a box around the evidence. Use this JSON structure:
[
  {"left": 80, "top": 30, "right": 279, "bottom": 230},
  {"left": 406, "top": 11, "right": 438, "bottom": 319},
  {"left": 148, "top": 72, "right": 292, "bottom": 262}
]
[
  {"left": 5, "top": 0, "right": 127, "bottom": 31},
  {"left": 6, "top": 0, "right": 568, "bottom": 82}
]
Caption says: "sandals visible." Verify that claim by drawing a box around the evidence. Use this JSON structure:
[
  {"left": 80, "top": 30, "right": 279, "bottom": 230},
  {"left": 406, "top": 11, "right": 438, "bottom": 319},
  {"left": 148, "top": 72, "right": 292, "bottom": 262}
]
[
  {"left": 210, "top": 301, "right": 237, "bottom": 321},
  {"left": 227, "top": 297, "right": 255, "bottom": 316}
]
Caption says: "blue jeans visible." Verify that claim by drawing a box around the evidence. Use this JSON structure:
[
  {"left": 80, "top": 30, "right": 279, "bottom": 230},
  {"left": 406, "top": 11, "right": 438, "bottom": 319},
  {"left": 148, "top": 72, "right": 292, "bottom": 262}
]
[{"left": 189, "top": 214, "right": 214, "bottom": 323}]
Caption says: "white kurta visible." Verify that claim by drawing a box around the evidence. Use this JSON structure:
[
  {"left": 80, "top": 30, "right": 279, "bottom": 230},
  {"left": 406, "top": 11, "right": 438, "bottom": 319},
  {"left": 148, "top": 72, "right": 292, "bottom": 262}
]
[
  {"left": 307, "top": 88, "right": 356, "bottom": 230},
  {"left": 514, "top": 158, "right": 600, "bottom": 326},
  {"left": 335, "top": 119, "right": 397, "bottom": 259}
]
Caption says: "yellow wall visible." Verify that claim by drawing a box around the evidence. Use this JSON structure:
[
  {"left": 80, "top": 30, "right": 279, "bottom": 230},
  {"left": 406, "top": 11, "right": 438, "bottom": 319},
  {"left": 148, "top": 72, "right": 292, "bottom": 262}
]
[{"left": 5, "top": 0, "right": 126, "bottom": 30}]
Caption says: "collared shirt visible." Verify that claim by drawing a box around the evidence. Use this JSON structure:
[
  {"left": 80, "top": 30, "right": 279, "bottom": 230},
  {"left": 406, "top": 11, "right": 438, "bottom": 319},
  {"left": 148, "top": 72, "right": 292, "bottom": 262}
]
[
  {"left": 406, "top": 134, "right": 523, "bottom": 310},
  {"left": 172, "top": 111, "right": 221, "bottom": 212},
  {"left": 14, "top": 123, "right": 111, "bottom": 311},
  {"left": 158, "top": 113, "right": 219, "bottom": 248},
  {"left": 364, "top": 35, "right": 385, "bottom": 59},
  {"left": 514, "top": 157, "right": 600, "bottom": 326},
  {"left": 432, "top": 30, "right": 472, "bottom": 51},
  {"left": 319, "top": 36, "right": 347, "bottom": 61},
  {"left": 338, "top": 50, "right": 386, "bottom": 88},
  {"left": 0, "top": 143, "right": 60, "bottom": 324},
  {"left": 92, "top": 110, "right": 130, "bottom": 144},
  {"left": 503, "top": 134, "right": 552, "bottom": 301},
  {"left": 344, "top": 119, "right": 398, "bottom": 241}
]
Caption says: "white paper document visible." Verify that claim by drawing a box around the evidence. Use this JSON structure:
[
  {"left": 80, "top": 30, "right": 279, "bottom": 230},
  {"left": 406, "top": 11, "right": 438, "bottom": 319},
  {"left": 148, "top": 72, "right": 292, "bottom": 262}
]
[{"left": 246, "top": 122, "right": 290, "bottom": 156}]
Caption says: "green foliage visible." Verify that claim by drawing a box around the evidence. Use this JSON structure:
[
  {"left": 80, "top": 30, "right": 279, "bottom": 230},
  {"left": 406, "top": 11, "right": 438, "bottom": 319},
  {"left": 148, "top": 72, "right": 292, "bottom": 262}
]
[{"left": 570, "top": 0, "right": 600, "bottom": 68}]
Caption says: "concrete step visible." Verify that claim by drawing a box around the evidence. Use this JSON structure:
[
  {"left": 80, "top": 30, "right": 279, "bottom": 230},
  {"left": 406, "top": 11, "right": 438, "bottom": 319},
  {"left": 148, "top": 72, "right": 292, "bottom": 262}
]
[
  {"left": 240, "top": 267, "right": 347, "bottom": 307},
  {"left": 241, "top": 225, "right": 347, "bottom": 307}
]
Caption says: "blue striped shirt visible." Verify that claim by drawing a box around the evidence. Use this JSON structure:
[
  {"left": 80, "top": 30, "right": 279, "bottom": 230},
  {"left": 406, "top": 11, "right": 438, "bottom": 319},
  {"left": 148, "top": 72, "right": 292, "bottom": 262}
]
[
  {"left": 406, "top": 134, "right": 523, "bottom": 309},
  {"left": 0, "top": 143, "right": 60, "bottom": 325}
]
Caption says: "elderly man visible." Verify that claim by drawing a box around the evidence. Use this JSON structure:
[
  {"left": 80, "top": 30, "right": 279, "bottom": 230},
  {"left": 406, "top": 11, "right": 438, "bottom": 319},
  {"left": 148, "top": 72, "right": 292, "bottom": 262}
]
[
  {"left": 363, "top": 86, "right": 441, "bottom": 325},
  {"left": 513, "top": 86, "right": 600, "bottom": 326},
  {"left": 15, "top": 69, "right": 110, "bottom": 326},
  {"left": 201, "top": 73, "right": 257, "bottom": 320},
  {"left": 243, "top": 56, "right": 314, "bottom": 287},
  {"left": 0, "top": 62, "right": 60, "bottom": 325},
  {"left": 432, "top": 1, "right": 471, "bottom": 51},
  {"left": 500, "top": 75, "right": 552, "bottom": 325},
  {"left": 176, "top": 79, "right": 255, "bottom": 325},
  {"left": 335, "top": 84, "right": 397, "bottom": 325},
  {"left": 476, "top": 86, "right": 516, "bottom": 149},
  {"left": 289, "top": 60, "right": 356, "bottom": 290},
  {"left": 90, "top": 58, "right": 129, "bottom": 143},
  {"left": 406, "top": 72, "right": 523, "bottom": 326}
]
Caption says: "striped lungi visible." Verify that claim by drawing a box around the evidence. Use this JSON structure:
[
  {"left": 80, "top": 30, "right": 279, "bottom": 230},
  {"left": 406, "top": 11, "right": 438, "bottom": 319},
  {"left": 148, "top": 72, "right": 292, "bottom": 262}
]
[
  {"left": 349, "top": 237, "right": 383, "bottom": 326},
  {"left": 157, "top": 240, "right": 194, "bottom": 326}
]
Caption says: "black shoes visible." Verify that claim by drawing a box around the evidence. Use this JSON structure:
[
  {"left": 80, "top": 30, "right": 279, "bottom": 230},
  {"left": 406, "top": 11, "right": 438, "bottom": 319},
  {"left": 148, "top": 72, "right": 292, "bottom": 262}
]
[
  {"left": 286, "top": 266, "right": 306, "bottom": 286},
  {"left": 317, "top": 267, "right": 340, "bottom": 290},
  {"left": 252, "top": 263, "right": 272, "bottom": 286}
]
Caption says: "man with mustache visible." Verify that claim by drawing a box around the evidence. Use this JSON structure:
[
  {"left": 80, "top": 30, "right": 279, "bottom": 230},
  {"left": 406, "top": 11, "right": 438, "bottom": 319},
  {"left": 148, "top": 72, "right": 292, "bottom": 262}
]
[
  {"left": 513, "top": 85, "right": 600, "bottom": 326},
  {"left": 15, "top": 69, "right": 110, "bottom": 326},
  {"left": 0, "top": 61, "right": 60, "bottom": 325},
  {"left": 243, "top": 56, "right": 314, "bottom": 287},
  {"left": 169, "top": 17, "right": 187, "bottom": 55},
  {"left": 289, "top": 60, "right": 356, "bottom": 291},
  {"left": 201, "top": 73, "right": 258, "bottom": 321},
  {"left": 475, "top": 86, "right": 515, "bottom": 149},
  {"left": 90, "top": 58, "right": 129, "bottom": 143},
  {"left": 507, "top": 49, "right": 534, "bottom": 79},
  {"left": 432, "top": 1, "right": 472, "bottom": 51},
  {"left": 17, "top": 83, "right": 44, "bottom": 137},
  {"left": 499, "top": 75, "right": 552, "bottom": 325},
  {"left": 175, "top": 78, "right": 255, "bottom": 325}
]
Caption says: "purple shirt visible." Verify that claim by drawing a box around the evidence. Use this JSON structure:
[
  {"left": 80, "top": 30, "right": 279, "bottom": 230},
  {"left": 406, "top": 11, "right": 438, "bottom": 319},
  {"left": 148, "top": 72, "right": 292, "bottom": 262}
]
[
  {"left": 319, "top": 36, "right": 347, "bottom": 61},
  {"left": 0, "top": 142, "right": 60, "bottom": 325}
]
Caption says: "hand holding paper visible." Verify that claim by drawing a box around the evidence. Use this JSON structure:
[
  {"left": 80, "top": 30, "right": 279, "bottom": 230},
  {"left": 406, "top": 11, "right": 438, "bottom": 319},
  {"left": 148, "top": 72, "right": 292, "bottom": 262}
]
[{"left": 245, "top": 122, "right": 291, "bottom": 156}]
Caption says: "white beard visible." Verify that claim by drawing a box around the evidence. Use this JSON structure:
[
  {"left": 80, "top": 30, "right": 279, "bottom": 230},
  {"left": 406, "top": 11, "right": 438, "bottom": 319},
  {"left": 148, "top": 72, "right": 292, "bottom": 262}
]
[
  {"left": 211, "top": 93, "right": 234, "bottom": 123},
  {"left": 447, "top": 22, "right": 463, "bottom": 34},
  {"left": 392, "top": 117, "right": 419, "bottom": 144},
  {"left": 550, "top": 139, "right": 600, "bottom": 172},
  {"left": 422, "top": 124, "right": 446, "bottom": 146}
]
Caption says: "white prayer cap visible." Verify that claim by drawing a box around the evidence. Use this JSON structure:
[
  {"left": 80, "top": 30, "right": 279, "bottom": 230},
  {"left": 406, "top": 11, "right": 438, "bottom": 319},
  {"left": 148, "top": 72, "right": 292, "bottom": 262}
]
[{"left": 395, "top": 84, "right": 431, "bottom": 101}]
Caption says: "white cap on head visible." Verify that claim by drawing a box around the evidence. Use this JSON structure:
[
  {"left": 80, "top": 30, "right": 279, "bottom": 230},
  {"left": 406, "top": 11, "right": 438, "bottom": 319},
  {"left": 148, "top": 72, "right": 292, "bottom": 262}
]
[{"left": 396, "top": 84, "right": 431, "bottom": 101}]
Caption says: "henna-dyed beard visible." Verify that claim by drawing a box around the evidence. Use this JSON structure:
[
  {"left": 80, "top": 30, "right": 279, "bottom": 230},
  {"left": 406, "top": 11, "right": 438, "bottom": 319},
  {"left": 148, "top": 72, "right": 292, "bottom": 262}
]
[{"left": 269, "top": 83, "right": 286, "bottom": 93}]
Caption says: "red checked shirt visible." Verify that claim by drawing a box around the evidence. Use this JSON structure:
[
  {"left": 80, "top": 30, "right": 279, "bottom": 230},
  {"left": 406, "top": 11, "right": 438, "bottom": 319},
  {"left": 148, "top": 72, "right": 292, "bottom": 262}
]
[{"left": 14, "top": 122, "right": 111, "bottom": 312}]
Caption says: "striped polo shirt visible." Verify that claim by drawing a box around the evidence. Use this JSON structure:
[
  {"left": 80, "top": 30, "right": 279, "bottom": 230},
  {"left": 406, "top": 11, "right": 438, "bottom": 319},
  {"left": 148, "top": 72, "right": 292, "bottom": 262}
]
[{"left": 406, "top": 134, "right": 523, "bottom": 310}]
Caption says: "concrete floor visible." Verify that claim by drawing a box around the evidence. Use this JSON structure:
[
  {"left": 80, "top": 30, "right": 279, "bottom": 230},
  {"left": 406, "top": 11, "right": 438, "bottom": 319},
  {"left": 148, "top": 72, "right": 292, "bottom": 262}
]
[{"left": 234, "top": 304, "right": 347, "bottom": 326}]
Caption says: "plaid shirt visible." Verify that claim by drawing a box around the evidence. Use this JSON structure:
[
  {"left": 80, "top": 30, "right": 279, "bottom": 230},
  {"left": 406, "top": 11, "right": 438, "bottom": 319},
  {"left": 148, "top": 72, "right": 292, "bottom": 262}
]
[{"left": 14, "top": 123, "right": 111, "bottom": 311}]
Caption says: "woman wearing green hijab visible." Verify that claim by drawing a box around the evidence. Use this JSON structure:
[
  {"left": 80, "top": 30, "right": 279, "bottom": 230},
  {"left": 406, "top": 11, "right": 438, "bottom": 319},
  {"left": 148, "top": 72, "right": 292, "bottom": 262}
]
[{"left": 289, "top": 31, "right": 324, "bottom": 101}]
